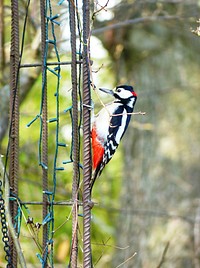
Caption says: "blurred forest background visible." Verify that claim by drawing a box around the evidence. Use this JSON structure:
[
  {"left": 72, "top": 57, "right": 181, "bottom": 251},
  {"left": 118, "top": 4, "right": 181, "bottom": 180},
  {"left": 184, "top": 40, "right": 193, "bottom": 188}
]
[{"left": 0, "top": 0, "right": 200, "bottom": 267}]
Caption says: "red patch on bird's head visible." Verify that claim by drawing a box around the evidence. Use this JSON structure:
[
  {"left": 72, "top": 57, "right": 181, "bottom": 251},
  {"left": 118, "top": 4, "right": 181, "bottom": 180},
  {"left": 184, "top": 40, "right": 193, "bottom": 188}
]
[{"left": 132, "top": 91, "right": 137, "bottom": 97}]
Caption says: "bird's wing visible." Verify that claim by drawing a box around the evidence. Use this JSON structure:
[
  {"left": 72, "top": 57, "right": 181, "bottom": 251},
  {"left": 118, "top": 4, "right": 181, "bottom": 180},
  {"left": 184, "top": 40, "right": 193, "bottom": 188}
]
[
  {"left": 108, "top": 105, "right": 124, "bottom": 138},
  {"left": 90, "top": 105, "right": 130, "bottom": 191}
]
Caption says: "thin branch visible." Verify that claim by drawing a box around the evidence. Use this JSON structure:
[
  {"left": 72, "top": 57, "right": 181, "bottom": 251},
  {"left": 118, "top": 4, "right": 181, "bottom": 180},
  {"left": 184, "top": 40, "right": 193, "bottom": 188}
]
[
  {"left": 92, "top": 15, "right": 180, "bottom": 35},
  {"left": 92, "top": 0, "right": 110, "bottom": 19},
  {"left": 115, "top": 251, "right": 137, "bottom": 268},
  {"left": 108, "top": 111, "right": 145, "bottom": 129},
  {"left": 53, "top": 201, "right": 75, "bottom": 233},
  {"left": 92, "top": 63, "right": 104, "bottom": 73},
  {"left": 111, "top": 111, "right": 146, "bottom": 117},
  {"left": 98, "top": 205, "right": 194, "bottom": 224},
  {"left": 92, "top": 238, "right": 129, "bottom": 250},
  {"left": 93, "top": 237, "right": 131, "bottom": 266},
  {"left": 11, "top": 199, "right": 43, "bottom": 253},
  {"left": 94, "top": 237, "right": 111, "bottom": 266},
  {"left": 156, "top": 241, "right": 170, "bottom": 268}
]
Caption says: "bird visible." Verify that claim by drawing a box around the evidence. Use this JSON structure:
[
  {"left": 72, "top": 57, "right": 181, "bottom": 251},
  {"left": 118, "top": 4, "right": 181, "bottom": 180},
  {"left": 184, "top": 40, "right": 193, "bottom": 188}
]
[{"left": 90, "top": 85, "right": 137, "bottom": 191}]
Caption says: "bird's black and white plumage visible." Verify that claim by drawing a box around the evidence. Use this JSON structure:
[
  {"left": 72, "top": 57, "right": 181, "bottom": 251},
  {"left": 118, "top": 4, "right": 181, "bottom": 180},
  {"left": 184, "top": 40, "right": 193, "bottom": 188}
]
[{"left": 91, "top": 85, "right": 137, "bottom": 190}]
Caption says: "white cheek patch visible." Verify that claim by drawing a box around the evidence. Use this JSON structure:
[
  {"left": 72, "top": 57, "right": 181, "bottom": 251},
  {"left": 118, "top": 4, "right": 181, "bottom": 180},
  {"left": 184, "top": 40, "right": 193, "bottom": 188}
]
[{"left": 117, "top": 89, "right": 133, "bottom": 99}]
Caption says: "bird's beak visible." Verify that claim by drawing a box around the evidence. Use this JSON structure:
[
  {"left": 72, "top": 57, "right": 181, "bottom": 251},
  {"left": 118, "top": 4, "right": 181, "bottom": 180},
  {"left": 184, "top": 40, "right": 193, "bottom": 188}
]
[{"left": 99, "top": 88, "right": 114, "bottom": 96}]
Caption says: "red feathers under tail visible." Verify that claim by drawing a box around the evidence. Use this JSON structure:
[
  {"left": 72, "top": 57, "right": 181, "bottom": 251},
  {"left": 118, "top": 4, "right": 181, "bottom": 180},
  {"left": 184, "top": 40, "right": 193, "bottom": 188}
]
[{"left": 90, "top": 127, "right": 104, "bottom": 191}]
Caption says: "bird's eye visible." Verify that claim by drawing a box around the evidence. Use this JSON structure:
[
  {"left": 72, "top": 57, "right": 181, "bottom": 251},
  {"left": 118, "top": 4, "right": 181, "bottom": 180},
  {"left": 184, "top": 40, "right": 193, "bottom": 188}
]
[{"left": 116, "top": 88, "right": 121, "bottom": 93}]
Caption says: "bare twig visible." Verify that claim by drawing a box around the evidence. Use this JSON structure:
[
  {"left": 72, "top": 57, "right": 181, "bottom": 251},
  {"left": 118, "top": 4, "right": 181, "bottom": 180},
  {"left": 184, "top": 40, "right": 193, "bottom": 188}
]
[
  {"left": 98, "top": 205, "right": 194, "bottom": 224},
  {"left": 92, "top": 15, "right": 180, "bottom": 35},
  {"left": 93, "top": 237, "right": 111, "bottom": 266},
  {"left": 92, "top": 240, "right": 129, "bottom": 250},
  {"left": 115, "top": 251, "right": 137, "bottom": 268},
  {"left": 93, "top": 237, "right": 130, "bottom": 266},
  {"left": 111, "top": 111, "right": 146, "bottom": 117},
  {"left": 92, "top": 63, "right": 104, "bottom": 73},
  {"left": 156, "top": 241, "right": 170, "bottom": 268},
  {"left": 108, "top": 111, "right": 145, "bottom": 129},
  {"left": 92, "top": 0, "right": 110, "bottom": 19}
]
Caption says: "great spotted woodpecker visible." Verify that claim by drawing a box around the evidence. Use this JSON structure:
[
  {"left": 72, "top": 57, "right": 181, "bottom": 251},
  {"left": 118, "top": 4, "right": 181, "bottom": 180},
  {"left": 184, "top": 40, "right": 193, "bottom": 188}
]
[{"left": 90, "top": 85, "right": 137, "bottom": 190}]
